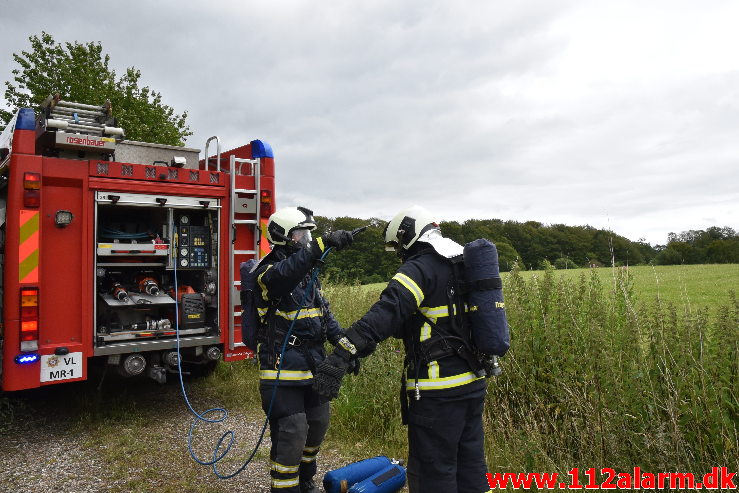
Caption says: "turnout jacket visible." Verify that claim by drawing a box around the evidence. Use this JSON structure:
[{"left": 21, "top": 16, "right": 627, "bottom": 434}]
[
  {"left": 346, "top": 246, "right": 486, "bottom": 397},
  {"left": 255, "top": 241, "right": 344, "bottom": 386}
]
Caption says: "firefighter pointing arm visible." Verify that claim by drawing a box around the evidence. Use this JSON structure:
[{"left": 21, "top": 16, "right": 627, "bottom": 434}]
[
  {"left": 314, "top": 206, "right": 497, "bottom": 493},
  {"left": 254, "top": 206, "right": 355, "bottom": 493}
]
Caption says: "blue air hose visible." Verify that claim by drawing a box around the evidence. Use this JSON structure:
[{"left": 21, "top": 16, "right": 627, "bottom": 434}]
[{"left": 174, "top": 246, "right": 333, "bottom": 479}]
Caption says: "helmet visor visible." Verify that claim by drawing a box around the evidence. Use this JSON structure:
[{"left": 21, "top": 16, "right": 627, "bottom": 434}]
[{"left": 290, "top": 228, "right": 312, "bottom": 248}]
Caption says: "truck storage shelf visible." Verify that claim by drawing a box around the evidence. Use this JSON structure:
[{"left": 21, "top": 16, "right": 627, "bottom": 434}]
[
  {"left": 97, "top": 326, "right": 209, "bottom": 342},
  {"left": 97, "top": 242, "right": 169, "bottom": 256},
  {"left": 100, "top": 292, "right": 176, "bottom": 306},
  {"left": 97, "top": 262, "right": 167, "bottom": 267},
  {"left": 93, "top": 335, "right": 222, "bottom": 356}
]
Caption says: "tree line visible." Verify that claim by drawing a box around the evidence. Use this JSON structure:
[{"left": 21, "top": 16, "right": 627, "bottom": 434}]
[
  {"left": 315, "top": 216, "right": 739, "bottom": 284},
  {"left": 1, "top": 32, "right": 189, "bottom": 145}
]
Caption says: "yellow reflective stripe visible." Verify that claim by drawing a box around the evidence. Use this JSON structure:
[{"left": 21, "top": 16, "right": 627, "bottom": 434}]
[
  {"left": 258, "top": 307, "right": 323, "bottom": 320},
  {"left": 419, "top": 304, "right": 471, "bottom": 318},
  {"left": 19, "top": 210, "right": 40, "bottom": 283},
  {"left": 316, "top": 236, "right": 325, "bottom": 252},
  {"left": 392, "top": 273, "right": 423, "bottom": 307},
  {"left": 419, "top": 305, "right": 448, "bottom": 318},
  {"left": 259, "top": 218, "right": 271, "bottom": 257},
  {"left": 257, "top": 264, "right": 272, "bottom": 300},
  {"left": 272, "top": 477, "right": 300, "bottom": 488},
  {"left": 301, "top": 455, "right": 317, "bottom": 463},
  {"left": 275, "top": 307, "right": 322, "bottom": 320},
  {"left": 271, "top": 461, "right": 299, "bottom": 473},
  {"left": 430, "top": 363, "right": 440, "bottom": 380},
  {"left": 260, "top": 369, "right": 313, "bottom": 380},
  {"left": 428, "top": 361, "right": 440, "bottom": 379},
  {"left": 420, "top": 322, "right": 432, "bottom": 342},
  {"left": 405, "top": 372, "right": 483, "bottom": 390},
  {"left": 303, "top": 445, "right": 320, "bottom": 453}
]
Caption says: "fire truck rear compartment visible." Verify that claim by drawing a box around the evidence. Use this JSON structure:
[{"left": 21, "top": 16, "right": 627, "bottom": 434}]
[{"left": 94, "top": 197, "right": 221, "bottom": 376}]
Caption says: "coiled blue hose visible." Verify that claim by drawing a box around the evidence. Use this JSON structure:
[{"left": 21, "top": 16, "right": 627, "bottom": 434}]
[{"left": 174, "top": 247, "right": 332, "bottom": 479}]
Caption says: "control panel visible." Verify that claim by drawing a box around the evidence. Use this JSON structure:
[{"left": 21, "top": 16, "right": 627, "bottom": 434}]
[{"left": 177, "top": 215, "right": 212, "bottom": 268}]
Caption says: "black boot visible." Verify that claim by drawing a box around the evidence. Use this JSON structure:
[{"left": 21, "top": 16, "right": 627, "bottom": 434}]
[{"left": 299, "top": 478, "right": 320, "bottom": 493}]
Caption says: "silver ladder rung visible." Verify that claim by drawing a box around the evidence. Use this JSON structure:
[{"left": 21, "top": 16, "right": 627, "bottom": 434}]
[
  {"left": 234, "top": 219, "right": 258, "bottom": 225},
  {"left": 234, "top": 250, "right": 257, "bottom": 255},
  {"left": 233, "top": 281, "right": 241, "bottom": 286},
  {"left": 234, "top": 188, "right": 257, "bottom": 194},
  {"left": 233, "top": 311, "right": 242, "bottom": 317}
]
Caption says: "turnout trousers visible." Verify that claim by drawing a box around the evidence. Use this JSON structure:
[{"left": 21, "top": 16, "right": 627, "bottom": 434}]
[
  {"left": 406, "top": 389, "right": 490, "bottom": 493},
  {"left": 260, "top": 385, "right": 330, "bottom": 492}
]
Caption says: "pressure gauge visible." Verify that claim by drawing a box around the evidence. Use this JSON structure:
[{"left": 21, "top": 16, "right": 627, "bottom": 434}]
[
  {"left": 180, "top": 215, "right": 190, "bottom": 225},
  {"left": 180, "top": 259, "right": 189, "bottom": 267},
  {"left": 180, "top": 248, "right": 189, "bottom": 257}
]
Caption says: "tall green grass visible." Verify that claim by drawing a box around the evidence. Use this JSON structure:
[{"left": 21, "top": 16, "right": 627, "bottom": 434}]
[{"left": 323, "top": 265, "right": 739, "bottom": 475}]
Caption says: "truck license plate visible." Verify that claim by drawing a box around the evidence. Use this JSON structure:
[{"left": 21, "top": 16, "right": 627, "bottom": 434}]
[{"left": 40, "top": 352, "right": 82, "bottom": 382}]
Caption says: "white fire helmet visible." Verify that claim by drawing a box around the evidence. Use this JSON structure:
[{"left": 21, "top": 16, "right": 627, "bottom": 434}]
[
  {"left": 383, "top": 205, "right": 440, "bottom": 253},
  {"left": 265, "top": 206, "right": 317, "bottom": 246}
]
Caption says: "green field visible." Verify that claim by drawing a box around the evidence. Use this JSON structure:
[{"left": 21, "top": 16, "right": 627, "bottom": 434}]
[
  {"left": 365, "top": 263, "right": 738, "bottom": 310},
  {"left": 329, "top": 263, "right": 739, "bottom": 475},
  {"left": 512, "top": 264, "right": 738, "bottom": 309}
]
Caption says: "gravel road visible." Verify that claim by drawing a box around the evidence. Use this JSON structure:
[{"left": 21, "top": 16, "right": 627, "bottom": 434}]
[{"left": 0, "top": 376, "right": 360, "bottom": 493}]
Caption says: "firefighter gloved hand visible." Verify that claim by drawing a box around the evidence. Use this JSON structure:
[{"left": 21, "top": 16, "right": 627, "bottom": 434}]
[
  {"left": 346, "top": 357, "right": 361, "bottom": 376},
  {"left": 322, "top": 230, "right": 354, "bottom": 251},
  {"left": 313, "top": 350, "right": 352, "bottom": 399}
]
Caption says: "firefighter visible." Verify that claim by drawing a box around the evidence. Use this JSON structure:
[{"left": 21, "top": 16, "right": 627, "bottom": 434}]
[
  {"left": 313, "top": 206, "right": 492, "bottom": 493},
  {"left": 255, "top": 206, "right": 355, "bottom": 493}
]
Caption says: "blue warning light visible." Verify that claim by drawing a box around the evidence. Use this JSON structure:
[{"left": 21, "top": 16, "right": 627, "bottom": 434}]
[{"left": 15, "top": 353, "right": 40, "bottom": 364}]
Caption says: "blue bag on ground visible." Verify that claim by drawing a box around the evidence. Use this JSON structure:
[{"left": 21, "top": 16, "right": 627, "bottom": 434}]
[
  {"left": 347, "top": 462, "right": 406, "bottom": 493},
  {"left": 463, "top": 239, "right": 510, "bottom": 356},
  {"left": 239, "top": 259, "right": 260, "bottom": 351},
  {"left": 323, "top": 456, "right": 392, "bottom": 493}
]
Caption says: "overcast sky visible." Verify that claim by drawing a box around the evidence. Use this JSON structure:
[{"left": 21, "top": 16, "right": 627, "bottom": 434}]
[{"left": 1, "top": 0, "right": 737, "bottom": 245}]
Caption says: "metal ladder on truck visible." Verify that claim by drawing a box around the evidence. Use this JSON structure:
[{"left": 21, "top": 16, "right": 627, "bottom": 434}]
[{"left": 205, "top": 137, "right": 264, "bottom": 356}]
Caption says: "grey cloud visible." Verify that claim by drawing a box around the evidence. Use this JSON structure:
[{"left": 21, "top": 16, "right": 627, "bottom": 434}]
[{"left": 1, "top": 0, "right": 736, "bottom": 245}]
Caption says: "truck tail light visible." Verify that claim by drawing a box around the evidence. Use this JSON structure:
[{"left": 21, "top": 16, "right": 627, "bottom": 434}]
[
  {"left": 20, "top": 287, "right": 39, "bottom": 351},
  {"left": 260, "top": 190, "right": 272, "bottom": 218},
  {"left": 23, "top": 172, "right": 41, "bottom": 208}
]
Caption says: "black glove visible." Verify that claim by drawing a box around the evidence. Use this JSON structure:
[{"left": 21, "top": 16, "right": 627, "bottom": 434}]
[
  {"left": 356, "top": 341, "right": 377, "bottom": 358},
  {"left": 346, "top": 357, "right": 361, "bottom": 376},
  {"left": 323, "top": 230, "right": 354, "bottom": 251},
  {"left": 313, "top": 351, "right": 351, "bottom": 399}
]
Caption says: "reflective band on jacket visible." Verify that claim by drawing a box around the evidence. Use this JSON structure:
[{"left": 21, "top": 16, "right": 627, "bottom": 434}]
[
  {"left": 260, "top": 369, "right": 313, "bottom": 380},
  {"left": 257, "top": 264, "right": 272, "bottom": 300},
  {"left": 258, "top": 306, "right": 322, "bottom": 320},
  {"left": 316, "top": 236, "right": 325, "bottom": 252},
  {"left": 419, "top": 304, "right": 470, "bottom": 318},
  {"left": 405, "top": 371, "right": 483, "bottom": 391},
  {"left": 271, "top": 461, "right": 299, "bottom": 474},
  {"left": 428, "top": 360, "right": 440, "bottom": 379},
  {"left": 272, "top": 477, "right": 300, "bottom": 488},
  {"left": 392, "top": 272, "right": 424, "bottom": 307},
  {"left": 418, "top": 304, "right": 471, "bottom": 342},
  {"left": 420, "top": 322, "right": 432, "bottom": 342}
]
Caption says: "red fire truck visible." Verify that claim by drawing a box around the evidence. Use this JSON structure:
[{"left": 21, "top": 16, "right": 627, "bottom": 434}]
[{"left": 0, "top": 96, "right": 274, "bottom": 391}]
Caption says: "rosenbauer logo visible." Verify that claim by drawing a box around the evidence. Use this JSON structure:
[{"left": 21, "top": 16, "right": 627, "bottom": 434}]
[{"left": 66, "top": 135, "right": 106, "bottom": 147}]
